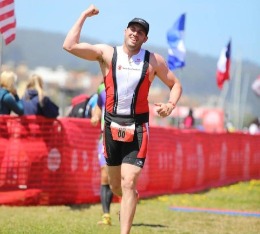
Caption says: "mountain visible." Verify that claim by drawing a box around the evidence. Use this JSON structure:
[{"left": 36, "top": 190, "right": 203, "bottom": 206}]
[{"left": 2, "top": 29, "right": 260, "bottom": 117}]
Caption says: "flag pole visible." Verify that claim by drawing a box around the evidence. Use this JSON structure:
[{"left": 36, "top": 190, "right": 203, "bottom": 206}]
[
  {"left": 232, "top": 57, "right": 242, "bottom": 130},
  {"left": 217, "top": 79, "right": 229, "bottom": 109},
  {"left": 240, "top": 73, "right": 250, "bottom": 129},
  {"left": 216, "top": 39, "right": 232, "bottom": 128}
]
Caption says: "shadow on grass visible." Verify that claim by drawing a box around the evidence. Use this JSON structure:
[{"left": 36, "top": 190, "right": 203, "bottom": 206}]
[
  {"left": 133, "top": 223, "right": 168, "bottom": 228},
  {"left": 66, "top": 204, "right": 92, "bottom": 210}
]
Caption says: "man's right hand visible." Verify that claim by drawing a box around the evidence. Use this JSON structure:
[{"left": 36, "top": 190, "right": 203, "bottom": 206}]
[{"left": 85, "top": 4, "right": 99, "bottom": 18}]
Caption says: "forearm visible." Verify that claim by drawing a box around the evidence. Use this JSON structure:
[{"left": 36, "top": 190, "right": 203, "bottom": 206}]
[
  {"left": 63, "top": 12, "right": 87, "bottom": 51},
  {"left": 63, "top": 5, "right": 99, "bottom": 52},
  {"left": 168, "top": 81, "right": 182, "bottom": 107},
  {"left": 90, "top": 105, "right": 102, "bottom": 126},
  {"left": 10, "top": 97, "right": 24, "bottom": 115},
  {"left": 154, "top": 81, "right": 182, "bottom": 118},
  {"left": 63, "top": 5, "right": 102, "bottom": 61}
]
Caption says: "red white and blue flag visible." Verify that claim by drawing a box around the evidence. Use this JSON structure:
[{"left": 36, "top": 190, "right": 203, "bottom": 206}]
[
  {"left": 0, "top": 0, "right": 16, "bottom": 45},
  {"left": 216, "top": 40, "right": 231, "bottom": 89}
]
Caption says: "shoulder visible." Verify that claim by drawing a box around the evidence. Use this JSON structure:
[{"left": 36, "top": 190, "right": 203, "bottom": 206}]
[
  {"left": 0, "top": 88, "right": 8, "bottom": 97},
  {"left": 42, "top": 96, "right": 51, "bottom": 103},
  {"left": 96, "top": 44, "right": 114, "bottom": 68},
  {"left": 2, "top": 91, "right": 14, "bottom": 101},
  {"left": 147, "top": 52, "right": 169, "bottom": 77},
  {"left": 98, "top": 44, "right": 114, "bottom": 58},
  {"left": 149, "top": 52, "right": 166, "bottom": 66}
]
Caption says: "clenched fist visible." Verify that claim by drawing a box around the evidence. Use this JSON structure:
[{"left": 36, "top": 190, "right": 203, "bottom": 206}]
[{"left": 85, "top": 4, "right": 99, "bottom": 18}]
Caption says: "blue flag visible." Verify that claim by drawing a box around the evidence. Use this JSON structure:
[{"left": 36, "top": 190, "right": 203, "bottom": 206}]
[{"left": 167, "top": 13, "right": 186, "bottom": 70}]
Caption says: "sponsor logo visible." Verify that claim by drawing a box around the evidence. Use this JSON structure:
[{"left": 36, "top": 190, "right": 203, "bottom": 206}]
[
  {"left": 136, "top": 160, "right": 143, "bottom": 167},
  {"left": 47, "top": 148, "right": 61, "bottom": 171}
]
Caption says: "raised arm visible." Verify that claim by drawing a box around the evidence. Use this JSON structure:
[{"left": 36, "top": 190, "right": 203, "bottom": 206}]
[{"left": 63, "top": 4, "right": 104, "bottom": 61}]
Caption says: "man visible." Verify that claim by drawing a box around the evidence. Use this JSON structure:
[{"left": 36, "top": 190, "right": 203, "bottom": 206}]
[
  {"left": 63, "top": 4, "right": 182, "bottom": 234},
  {"left": 90, "top": 82, "right": 114, "bottom": 225}
]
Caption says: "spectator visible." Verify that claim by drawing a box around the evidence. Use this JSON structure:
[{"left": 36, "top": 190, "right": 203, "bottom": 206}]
[
  {"left": 0, "top": 71, "right": 24, "bottom": 115},
  {"left": 91, "top": 82, "right": 113, "bottom": 225},
  {"left": 67, "top": 92, "right": 97, "bottom": 118},
  {"left": 183, "top": 108, "right": 195, "bottom": 129},
  {"left": 85, "top": 93, "right": 98, "bottom": 118},
  {"left": 67, "top": 94, "right": 90, "bottom": 118},
  {"left": 22, "top": 74, "right": 59, "bottom": 118}
]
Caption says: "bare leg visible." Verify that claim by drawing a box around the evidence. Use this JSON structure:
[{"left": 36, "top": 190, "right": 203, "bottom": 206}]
[
  {"left": 107, "top": 165, "right": 122, "bottom": 197},
  {"left": 120, "top": 163, "right": 142, "bottom": 234}
]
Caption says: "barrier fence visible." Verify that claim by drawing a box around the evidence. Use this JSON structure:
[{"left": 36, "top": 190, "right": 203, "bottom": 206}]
[{"left": 0, "top": 116, "right": 259, "bottom": 206}]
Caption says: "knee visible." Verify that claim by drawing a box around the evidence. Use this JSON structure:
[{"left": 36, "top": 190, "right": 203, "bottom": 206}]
[
  {"left": 121, "top": 177, "right": 135, "bottom": 191},
  {"left": 110, "top": 183, "right": 121, "bottom": 196}
]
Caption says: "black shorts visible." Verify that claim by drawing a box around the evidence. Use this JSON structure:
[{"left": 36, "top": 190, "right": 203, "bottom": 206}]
[{"left": 103, "top": 122, "right": 149, "bottom": 168}]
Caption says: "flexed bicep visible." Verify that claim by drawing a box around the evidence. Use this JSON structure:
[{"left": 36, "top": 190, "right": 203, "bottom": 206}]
[
  {"left": 63, "top": 4, "right": 103, "bottom": 61},
  {"left": 66, "top": 43, "right": 104, "bottom": 61}
]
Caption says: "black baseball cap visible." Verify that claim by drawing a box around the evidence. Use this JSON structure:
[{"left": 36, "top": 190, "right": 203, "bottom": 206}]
[{"left": 127, "top": 18, "right": 149, "bottom": 35}]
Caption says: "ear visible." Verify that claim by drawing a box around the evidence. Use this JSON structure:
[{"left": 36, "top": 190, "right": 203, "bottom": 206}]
[{"left": 143, "top": 36, "right": 148, "bottom": 43}]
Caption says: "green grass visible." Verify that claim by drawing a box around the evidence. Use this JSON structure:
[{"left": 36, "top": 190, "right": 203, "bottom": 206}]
[{"left": 0, "top": 180, "right": 259, "bottom": 234}]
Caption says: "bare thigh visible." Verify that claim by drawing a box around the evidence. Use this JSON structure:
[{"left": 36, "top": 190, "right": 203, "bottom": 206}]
[
  {"left": 121, "top": 163, "right": 142, "bottom": 188},
  {"left": 107, "top": 165, "right": 121, "bottom": 195}
]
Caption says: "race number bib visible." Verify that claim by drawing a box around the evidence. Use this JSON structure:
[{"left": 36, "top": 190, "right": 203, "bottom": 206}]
[{"left": 110, "top": 121, "right": 135, "bottom": 142}]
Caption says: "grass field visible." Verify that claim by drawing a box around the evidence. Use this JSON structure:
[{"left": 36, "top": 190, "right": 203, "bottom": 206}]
[{"left": 0, "top": 180, "right": 259, "bottom": 234}]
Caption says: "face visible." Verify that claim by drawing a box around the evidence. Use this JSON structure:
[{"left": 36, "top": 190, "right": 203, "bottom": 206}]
[{"left": 124, "top": 24, "right": 148, "bottom": 50}]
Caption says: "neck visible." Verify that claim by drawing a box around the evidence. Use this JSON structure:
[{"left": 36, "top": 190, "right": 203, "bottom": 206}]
[{"left": 122, "top": 44, "right": 141, "bottom": 57}]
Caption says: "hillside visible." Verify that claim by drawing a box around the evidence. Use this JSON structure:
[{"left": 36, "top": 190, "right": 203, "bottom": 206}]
[{"left": 2, "top": 29, "right": 260, "bottom": 117}]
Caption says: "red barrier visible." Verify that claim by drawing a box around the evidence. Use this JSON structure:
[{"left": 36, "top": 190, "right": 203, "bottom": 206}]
[{"left": 0, "top": 116, "right": 259, "bottom": 205}]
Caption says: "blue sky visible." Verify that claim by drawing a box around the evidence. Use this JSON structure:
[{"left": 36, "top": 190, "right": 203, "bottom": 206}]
[{"left": 15, "top": 0, "right": 260, "bottom": 66}]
